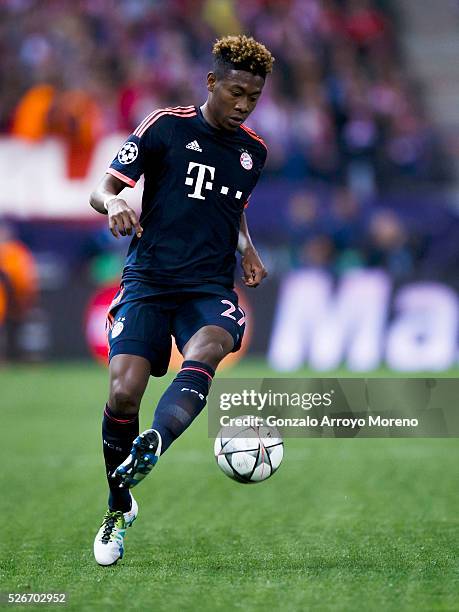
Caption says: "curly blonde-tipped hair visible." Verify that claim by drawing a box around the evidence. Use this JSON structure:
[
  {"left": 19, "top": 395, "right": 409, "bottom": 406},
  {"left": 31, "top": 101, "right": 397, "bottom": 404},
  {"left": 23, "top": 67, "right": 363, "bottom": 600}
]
[{"left": 212, "top": 35, "right": 274, "bottom": 78}]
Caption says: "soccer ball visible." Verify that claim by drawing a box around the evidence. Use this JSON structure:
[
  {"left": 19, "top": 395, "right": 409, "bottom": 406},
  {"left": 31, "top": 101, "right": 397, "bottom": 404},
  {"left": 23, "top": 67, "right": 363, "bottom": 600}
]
[{"left": 214, "top": 420, "right": 284, "bottom": 483}]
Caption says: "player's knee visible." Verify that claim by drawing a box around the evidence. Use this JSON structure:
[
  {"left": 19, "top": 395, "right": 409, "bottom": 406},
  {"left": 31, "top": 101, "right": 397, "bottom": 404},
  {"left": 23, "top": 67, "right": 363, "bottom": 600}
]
[
  {"left": 109, "top": 378, "right": 142, "bottom": 416},
  {"left": 185, "top": 339, "right": 229, "bottom": 367},
  {"left": 183, "top": 326, "right": 234, "bottom": 368}
]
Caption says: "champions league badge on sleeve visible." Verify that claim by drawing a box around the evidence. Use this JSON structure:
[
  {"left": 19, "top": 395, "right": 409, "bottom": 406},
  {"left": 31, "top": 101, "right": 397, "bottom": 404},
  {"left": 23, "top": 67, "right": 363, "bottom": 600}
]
[{"left": 118, "top": 142, "right": 139, "bottom": 164}]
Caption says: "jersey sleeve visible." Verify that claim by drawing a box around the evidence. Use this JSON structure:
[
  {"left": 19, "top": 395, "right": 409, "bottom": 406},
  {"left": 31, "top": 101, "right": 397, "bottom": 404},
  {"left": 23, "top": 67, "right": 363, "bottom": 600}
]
[
  {"left": 106, "top": 113, "right": 168, "bottom": 187},
  {"left": 244, "top": 144, "right": 268, "bottom": 209}
]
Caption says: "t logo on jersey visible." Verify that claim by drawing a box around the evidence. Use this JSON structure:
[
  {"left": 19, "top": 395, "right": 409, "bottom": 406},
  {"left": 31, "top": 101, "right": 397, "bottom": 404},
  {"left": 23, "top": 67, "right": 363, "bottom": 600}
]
[{"left": 185, "top": 162, "right": 215, "bottom": 200}]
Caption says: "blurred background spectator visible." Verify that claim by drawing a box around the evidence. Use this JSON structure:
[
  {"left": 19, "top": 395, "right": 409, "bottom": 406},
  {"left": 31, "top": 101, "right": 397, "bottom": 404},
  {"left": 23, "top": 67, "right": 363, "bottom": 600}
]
[{"left": 0, "top": 222, "right": 39, "bottom": 360}]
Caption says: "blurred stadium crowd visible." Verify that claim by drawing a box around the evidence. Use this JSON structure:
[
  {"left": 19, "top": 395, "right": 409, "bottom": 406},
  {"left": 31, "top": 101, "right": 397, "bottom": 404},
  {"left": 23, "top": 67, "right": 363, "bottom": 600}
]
[
  {"left": 281, "top": 185, "right": 457, "bottom": 284},
  {"left": 0, "top": 0, "right": 450, "bottom": 189}
]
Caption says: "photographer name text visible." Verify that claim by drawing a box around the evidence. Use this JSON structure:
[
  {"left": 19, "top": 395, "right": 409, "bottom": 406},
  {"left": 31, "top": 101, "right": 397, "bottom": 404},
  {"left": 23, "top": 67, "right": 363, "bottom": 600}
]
[{"left": 220, "top": 415, "right": 419, "bottom": 429}]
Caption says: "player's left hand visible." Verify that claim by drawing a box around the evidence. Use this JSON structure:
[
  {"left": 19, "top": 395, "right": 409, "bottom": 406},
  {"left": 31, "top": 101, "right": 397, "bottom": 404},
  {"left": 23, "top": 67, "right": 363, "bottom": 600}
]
[{"left": 241, "top": 246, "right": 268, "bottom": 288}]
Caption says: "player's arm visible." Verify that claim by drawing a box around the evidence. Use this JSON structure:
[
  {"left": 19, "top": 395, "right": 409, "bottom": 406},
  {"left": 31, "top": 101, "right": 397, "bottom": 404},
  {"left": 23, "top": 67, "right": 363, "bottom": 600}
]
[
  {"left": 89, "top": 171, "right": 143, "bottom": 239},
  {"left": 238, "top": 212, "right": 267, "bottom": 288},
  {"left": 90, "top": 114, "right": 167, "bottom": 238}
]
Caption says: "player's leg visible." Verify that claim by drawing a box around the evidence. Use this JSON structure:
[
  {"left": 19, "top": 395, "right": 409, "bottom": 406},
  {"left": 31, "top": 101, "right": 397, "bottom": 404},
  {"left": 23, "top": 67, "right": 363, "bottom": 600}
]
[
  {"left": 182, "top": 324, "right": 235, "bottom": 370},
  {"left": 104, "top": 354, "right": 150, "bottom": 510},
  {"left": 149, "top": 293, "right": 245, "bottom": 455},
  {"left": 114, "top": 325, "right": 231, "bottom": 485},
  {"left": 109, "top": 299, "right": 172, "bottom": 489},
  {"left": 94, "top": 354, "right": 150, "bottom": 566},
  {"left": 95, "top": 291, "right": 172, "bottom": 565},
  {"left": 150, "top": 325, "right": 233, "bottom": 454},
  {"left": 94, "top": 354, "right": 149, "bottom": 566},
  {"left": 113, "top": 292, "right": 245, "bottom": 489}
]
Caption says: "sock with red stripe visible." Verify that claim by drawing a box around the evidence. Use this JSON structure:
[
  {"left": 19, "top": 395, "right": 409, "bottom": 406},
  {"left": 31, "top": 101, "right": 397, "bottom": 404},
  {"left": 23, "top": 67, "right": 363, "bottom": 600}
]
[
  {"left": 102, "top": 405, "right": 139, "bottom": 512},
  {"left": 152, "top": 360, "right": 215, "bottom": 454}
]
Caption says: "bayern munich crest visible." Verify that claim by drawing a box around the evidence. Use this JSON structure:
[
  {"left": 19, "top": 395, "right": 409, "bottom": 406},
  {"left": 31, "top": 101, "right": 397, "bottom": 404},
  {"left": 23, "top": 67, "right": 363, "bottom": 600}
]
[
  {"left": 111, "top": 318, "right": 125, "bottom": 339},
  {"left": 240, "top": 151, "right": 253, "bottom": 170},
  {"left": 117, "top": 141, "right": 139, "bottom": 165}
]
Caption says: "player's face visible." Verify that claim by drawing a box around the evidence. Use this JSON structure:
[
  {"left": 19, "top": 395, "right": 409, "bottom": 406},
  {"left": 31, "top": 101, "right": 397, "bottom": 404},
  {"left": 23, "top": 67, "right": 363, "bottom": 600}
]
[{"left": 207, "top": 69, "right": 265, "bottom": 131}]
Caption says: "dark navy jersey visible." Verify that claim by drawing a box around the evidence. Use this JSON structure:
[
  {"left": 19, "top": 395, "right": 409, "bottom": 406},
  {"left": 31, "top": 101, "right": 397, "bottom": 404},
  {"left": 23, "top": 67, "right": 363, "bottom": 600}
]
[{"left": 107, "top": 105, "right": 267, "bottom": 292}]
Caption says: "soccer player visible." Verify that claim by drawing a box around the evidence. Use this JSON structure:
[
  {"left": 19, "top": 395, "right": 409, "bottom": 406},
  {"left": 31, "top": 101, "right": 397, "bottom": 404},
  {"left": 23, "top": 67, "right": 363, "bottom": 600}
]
[{"left": 90, "top": 35, "right": 273, "bottom": 566}]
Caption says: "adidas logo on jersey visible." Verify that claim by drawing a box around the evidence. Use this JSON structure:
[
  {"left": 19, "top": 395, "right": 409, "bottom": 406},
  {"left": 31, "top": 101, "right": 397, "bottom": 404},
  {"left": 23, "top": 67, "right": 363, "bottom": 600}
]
[{"left": 186, "top": 140, "right": 202, "bottom": 152}]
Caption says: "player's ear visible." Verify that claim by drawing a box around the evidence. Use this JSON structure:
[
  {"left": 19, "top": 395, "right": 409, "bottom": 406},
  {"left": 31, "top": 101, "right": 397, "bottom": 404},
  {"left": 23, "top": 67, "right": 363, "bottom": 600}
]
[{"left": 207, "top": 72, "right": 216, "bottom": 92}]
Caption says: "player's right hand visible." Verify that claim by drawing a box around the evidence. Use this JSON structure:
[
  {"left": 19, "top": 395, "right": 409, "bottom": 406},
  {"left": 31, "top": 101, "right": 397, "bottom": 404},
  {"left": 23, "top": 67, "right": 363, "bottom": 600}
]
[{"left": 107, "top": 198, "right": 143, "bottom": 239}]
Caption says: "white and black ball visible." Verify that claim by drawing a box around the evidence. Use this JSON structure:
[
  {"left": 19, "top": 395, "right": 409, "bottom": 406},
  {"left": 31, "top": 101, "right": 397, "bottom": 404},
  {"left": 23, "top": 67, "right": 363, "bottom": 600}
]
[{"left": 214, "top": 421, "right": 283, "bottom": 483}]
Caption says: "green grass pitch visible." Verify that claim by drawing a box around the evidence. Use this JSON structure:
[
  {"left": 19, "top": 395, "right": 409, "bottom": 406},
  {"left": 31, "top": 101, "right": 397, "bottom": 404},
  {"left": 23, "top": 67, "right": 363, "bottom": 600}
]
[{"left": 1, "top": 360, "right": 458, "bottom": 611}]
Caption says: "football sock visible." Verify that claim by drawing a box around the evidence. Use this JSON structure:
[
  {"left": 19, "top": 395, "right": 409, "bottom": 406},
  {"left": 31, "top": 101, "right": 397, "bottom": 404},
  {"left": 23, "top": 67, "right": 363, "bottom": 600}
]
[
  {"left": 102, "top": 405, "right": 139, "bottom": 512},
  {"left": 152, "top": 360, "right": 215, "bottom": 454}
]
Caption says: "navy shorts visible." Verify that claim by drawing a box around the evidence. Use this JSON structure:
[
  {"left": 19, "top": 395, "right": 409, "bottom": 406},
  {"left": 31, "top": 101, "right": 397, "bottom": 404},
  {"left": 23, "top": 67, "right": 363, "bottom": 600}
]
[{"left": 106, "top": 281, "right": 246, "bottom": 376}]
